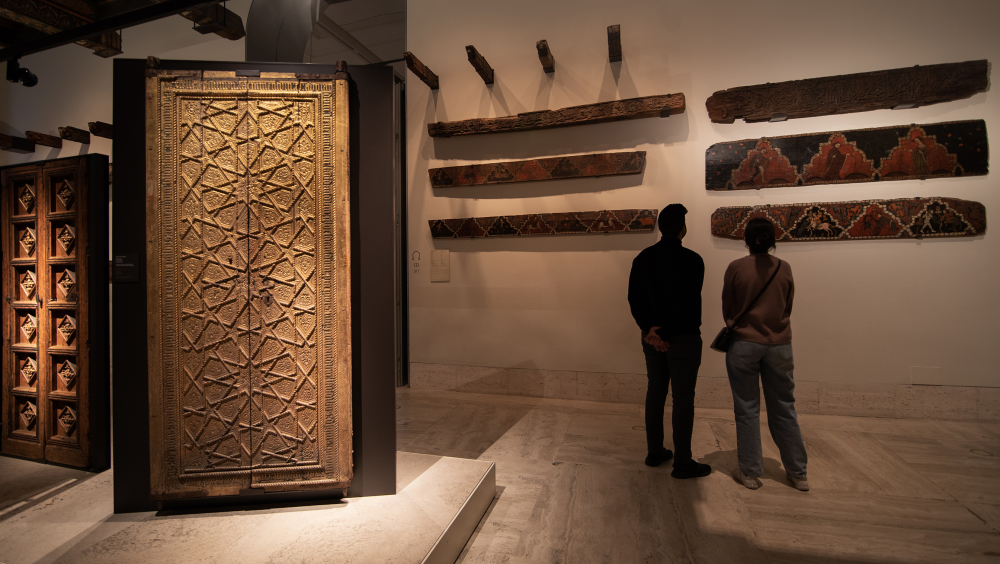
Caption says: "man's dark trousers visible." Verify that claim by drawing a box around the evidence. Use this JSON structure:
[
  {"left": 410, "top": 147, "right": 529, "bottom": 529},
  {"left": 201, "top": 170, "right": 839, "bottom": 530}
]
[{"left": 643, "top": 334, "right": 702, "bottom": 463}]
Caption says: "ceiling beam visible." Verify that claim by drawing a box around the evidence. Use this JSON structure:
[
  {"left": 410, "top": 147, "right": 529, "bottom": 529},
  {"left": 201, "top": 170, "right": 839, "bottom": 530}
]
[
  {"left": 0, "top": 0, "right": 121, "bottom": 56},
  {"left": 179, "top": 2, "right": 244, "bottom": 40},
  {"left": 0, "top": 0, "right": 222, "bottom": 61}
]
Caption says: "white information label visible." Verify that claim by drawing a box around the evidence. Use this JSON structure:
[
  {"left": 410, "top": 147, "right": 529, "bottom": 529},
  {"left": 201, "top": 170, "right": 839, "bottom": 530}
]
[{"left": 430, "top": 249, "right": 450, "bottom": 283}]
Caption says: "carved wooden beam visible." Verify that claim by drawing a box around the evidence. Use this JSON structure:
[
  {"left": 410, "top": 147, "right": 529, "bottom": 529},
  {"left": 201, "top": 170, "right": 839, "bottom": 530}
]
[
  {"left": 712, "top": 197, "right": 985, "bottom": 241},
  {"left": 706, "top": 60, "right": 989, "bottom": 124},
  {"left": 430, "top": 209, "right": 658, "bottom": 238},
  {"left": 403, "top": 51, "right": 438, "bottom": 90},
  {"left": 88, "top": 121, "right": 113, "bottom": 139},
  {"left": 179, "top": 3, "right": 245, "bottom": 40},
  {"left": 59, "top": 126, "right": 90, "bottom": 144},
  {"left": 465, "top": 44, "right": 494, "bottom": 85},
  {"left": 0, "top": 132, "right": 34, "bottom": 153},
  {"left": 706, "top": 120, "right": 988, "bottom": 191},
  {"left": 607, "top": 24, "right": 621, "bottom": 63},
  {"left": 25, "top": 130, "right": 61, "bottom": 148},
  {"left": 428, "top": 93, "right": 685, "bottom": 137},
  {"left": 536, "top": 39, "right": 554, "bottom": 73},
  {"left": 0, "top": 0, "right": 122, "bottom": 57},
  {"left": 430, "top": 151, "right": 645, "bottom": 188}
]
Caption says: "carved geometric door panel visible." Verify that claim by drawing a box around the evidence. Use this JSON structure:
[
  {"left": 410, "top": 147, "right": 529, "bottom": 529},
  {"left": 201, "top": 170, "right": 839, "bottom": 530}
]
[
  {"left": 147, "top": 71, "right": 352, "bottom": 499},
  {"left": 2, "top": 156, "right": 104, "bottom": 468}
]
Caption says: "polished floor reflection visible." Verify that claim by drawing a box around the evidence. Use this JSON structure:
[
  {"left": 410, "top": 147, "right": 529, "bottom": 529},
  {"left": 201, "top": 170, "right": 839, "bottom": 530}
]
[{"left": 397, "top": 388, "right": 1000, "bottom": 564}]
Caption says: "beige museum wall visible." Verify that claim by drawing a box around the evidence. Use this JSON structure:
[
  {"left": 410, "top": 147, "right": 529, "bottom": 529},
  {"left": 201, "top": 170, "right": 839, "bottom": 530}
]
[{"left": 405, "top": 0, "right": 1000, "bottom": 399}]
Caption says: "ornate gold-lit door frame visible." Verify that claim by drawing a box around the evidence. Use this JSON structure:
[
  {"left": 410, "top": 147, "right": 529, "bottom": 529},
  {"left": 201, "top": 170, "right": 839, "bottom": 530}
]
[
  {"left": 2, "top": 157, "right": 95, "bottom": 468},
  {"left": 146, "top": 71, "right": 352, "bottom": 499}
]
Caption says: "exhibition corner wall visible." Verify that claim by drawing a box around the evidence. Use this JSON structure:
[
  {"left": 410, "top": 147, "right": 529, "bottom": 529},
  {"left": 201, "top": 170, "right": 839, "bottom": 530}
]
[{"left": 403, "top": 0, "right": 1000, "bottom": 420}]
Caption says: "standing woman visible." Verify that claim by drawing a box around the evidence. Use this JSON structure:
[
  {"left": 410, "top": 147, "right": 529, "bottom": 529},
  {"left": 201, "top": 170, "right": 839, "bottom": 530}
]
[{"left": 722, "top": 218, "right": 808, "bottom": 491}]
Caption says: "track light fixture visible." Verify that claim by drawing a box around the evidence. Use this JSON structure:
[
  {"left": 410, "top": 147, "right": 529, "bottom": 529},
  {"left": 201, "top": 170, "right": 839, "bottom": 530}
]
[{"left": 6, "top": 58, "right": 38, "bottom": 87}]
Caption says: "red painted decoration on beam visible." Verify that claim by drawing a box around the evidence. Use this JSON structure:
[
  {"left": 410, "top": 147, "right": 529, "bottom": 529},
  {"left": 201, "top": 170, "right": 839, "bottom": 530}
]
[{"left": 711, "top": 197, "right": 986, "bottom": 241}]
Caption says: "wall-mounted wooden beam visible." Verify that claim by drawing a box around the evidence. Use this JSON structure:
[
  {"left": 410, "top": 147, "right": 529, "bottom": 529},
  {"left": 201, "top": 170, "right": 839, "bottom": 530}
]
[
  {"left": 705, "top": 120, "right": 988, "bottom": 190},
  {"left": 25, "top": 131, "right": 62, "bottom": 148},
  {"left": 430, "top": 151, "right": 645, "bottom": 188},
  {"left": 712, "top": 197, "right": 986, "bottom": 241},
  {"left": 428, "top": 93, "right": 685, "bottom": 137},
  {"left": 59, "top": 126, "right": 90, "bottom": 144},
  {"left": 403, "top": 51, "right": 439, "bottom": 90},
  {"left": 465, "top": 45, "right": 494, "bottom": 84},
  {"left": 607, "top": 24, "right": 622, "bottom": 63},
  {"left": 0, "top": 133, "right": 35, "bottom": 153},
  {"left": 179, "top": 3, "right": 246, "bottom": 40},
  {"left": 706, "top": 59, "right": 989, "bottom": 124},
  {"left": 88, "top": 121, "right": 113, "bottom": 139},
  {"left": 536, "top": 40, "right": 554, "bottom": 73},
  {"left": 430, "top": 209, "right": 658, "bottom": 239}
]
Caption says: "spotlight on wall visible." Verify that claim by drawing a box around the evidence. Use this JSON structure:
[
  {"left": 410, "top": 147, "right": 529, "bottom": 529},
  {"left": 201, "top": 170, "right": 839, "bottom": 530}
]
[{"left": 6, "top": 58, "right": 38, "bottom": 87}]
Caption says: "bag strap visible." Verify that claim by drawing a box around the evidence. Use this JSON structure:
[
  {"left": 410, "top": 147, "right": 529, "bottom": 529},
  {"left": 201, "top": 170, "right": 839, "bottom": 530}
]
[{"left": 728, "top": 259, "right": 782, "bottom": 330}]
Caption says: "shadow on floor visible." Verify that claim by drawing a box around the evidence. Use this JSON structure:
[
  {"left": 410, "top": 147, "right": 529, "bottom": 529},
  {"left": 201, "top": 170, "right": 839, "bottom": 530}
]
[{"left": 0, "top": 454, "right": 102, "bottom": 515}]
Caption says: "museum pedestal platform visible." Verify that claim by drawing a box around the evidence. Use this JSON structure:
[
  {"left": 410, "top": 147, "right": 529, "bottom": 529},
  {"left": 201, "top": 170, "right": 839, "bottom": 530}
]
[{"left": 0, "top": 453, "right": 496, "bottom": 564}]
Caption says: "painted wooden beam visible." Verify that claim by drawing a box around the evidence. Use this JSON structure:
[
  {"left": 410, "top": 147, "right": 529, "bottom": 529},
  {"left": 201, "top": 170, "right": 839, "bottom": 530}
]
[
  {"left": 465, "top": 44, "right": 494, "bottom": 84},
  {"left": 706, "top": 60, "right": 989, "bottom": 124},
  {"left": 0, "top": 132, "right": 34, "bottom": 153},
  {"left": 403, "top": 51, "right": 439, "bottom": 90},
  {"left": 711, "top": 197, "right": 985, "bottom": 241},
  {"left": 59, "top": 126, "right": 90, "bottom": 144},
  {"left": 88, "top": 121, "right": 113, "bottom": 139},
  {"left": 607, "top": 24, "right": 621, "bottom": 62},
  {"left": 430, "top": 209, "right": 658, "bottom": 238},
  {"left": 25, "top": 131, "right": 62, "bottom": 148},
  {"left": 428, "top": 93, "right": 685, "bottom": 137},
  {"left": 429, "top": 151, "right": 645, "bottom": 188},
  {"left": 706, "top": 120, "right": 988, "bottom": 191},
  {"left": 536, "top": 39, "right": 554, "bottom": 73}
]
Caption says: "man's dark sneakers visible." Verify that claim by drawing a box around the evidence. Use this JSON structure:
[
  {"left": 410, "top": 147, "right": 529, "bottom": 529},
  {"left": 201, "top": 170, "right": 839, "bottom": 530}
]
[
  {"left": 644, "top": 447, "right": 673, "bottom": 467},
  {"left": 671, "top": 459, "right": 712, "bottom": 479}
]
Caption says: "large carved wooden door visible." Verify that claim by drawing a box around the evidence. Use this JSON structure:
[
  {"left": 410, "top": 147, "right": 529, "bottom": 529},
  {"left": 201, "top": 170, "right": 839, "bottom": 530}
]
[
  {"left": 146, "top": 72, "right": 352, "bottom": 499},
  {"left": 2, "top": 156, "right": 109, "bottom": 468}
]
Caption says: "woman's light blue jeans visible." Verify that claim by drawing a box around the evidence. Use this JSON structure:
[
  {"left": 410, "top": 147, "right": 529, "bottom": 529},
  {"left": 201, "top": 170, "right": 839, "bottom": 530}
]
[{"left": 725, "top": 340, "right": 807, "bottom": 479}]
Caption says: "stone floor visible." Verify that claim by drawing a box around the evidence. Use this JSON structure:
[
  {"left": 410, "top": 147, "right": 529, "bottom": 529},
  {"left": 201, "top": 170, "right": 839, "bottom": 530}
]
[
  {"left": 0, "top": 457, "right": 94, "bottom": 517},
  {"left": 1, "top": 387, "right": 999, "bottom": 563},
  {"left": 0, "top": 451, "right": 492, "bottom": 564},
  {"left": 396, "top": 388, "right": 1000, "bottom": 564}
]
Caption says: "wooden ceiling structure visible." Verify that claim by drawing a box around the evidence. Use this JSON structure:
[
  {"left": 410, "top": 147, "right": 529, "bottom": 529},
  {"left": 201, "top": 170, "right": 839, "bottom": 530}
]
[{"left": 0, "top": 0, "right": 244, "bottom": 61}]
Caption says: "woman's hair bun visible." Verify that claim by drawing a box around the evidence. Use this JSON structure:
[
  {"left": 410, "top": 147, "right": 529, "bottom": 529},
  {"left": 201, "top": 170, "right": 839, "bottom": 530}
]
[{"left": 744, "top": 218, "right": 777, "bottom": 253}]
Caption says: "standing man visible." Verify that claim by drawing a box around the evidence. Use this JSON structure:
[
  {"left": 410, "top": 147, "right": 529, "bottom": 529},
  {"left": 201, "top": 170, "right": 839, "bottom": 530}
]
[{"left": 627, "top": 204, "right": 712, "bottom": 478}]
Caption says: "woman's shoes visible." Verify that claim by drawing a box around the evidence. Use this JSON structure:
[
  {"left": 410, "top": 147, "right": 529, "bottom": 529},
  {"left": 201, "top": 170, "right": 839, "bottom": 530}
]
[
  {"left": 731, "top": 466, "right": 761, "bottom": 490},
  {"left": 787, "top": 473, "right": 810, "bottom": 491}
]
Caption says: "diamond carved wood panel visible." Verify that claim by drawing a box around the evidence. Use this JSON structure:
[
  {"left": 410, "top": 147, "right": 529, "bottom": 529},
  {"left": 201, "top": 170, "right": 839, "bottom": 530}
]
[
  {"left": 19, "top": 185, "right": 34, "bottom": 212},
  {"left": 147, "top": 72, "right": 352, "bottom": 499},
  {"left": 22, "top": 356, "right": 38, "bottom": 386}
]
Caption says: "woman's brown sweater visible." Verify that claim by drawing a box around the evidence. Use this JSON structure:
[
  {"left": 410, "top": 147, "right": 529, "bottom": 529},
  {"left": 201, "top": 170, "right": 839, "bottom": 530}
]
[{"left": 722, "top": 254, "right": 794, "bottom": 345}]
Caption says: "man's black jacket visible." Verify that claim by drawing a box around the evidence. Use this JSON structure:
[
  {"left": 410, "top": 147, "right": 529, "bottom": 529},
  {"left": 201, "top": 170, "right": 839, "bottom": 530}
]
[{"left": 627, "top": 238, "right": 705, "bottom": 340}]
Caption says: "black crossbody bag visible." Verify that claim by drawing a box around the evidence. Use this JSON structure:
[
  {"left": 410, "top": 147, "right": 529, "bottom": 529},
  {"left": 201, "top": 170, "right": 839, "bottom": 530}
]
[{"left": 710, "top": 259, "right": 782, "bottom": 353}]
